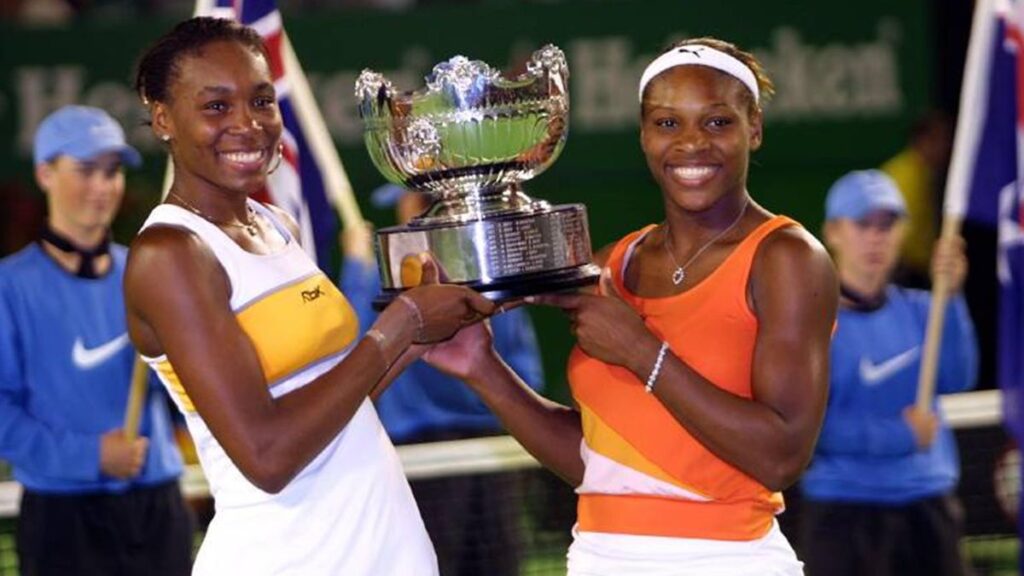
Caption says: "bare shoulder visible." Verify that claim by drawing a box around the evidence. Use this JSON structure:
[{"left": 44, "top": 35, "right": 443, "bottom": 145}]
[
  {"left": 125, "top": 225, "right": 230, "bottom": 313},
  {"left": 128, "top": 225, "right": 217, "bottom": 279},
  {"left": 749, "top": 222, "right": 837, "bottom": 319},
  {"left": 754, "top": 224, "right": 834, "bottom": 280}
]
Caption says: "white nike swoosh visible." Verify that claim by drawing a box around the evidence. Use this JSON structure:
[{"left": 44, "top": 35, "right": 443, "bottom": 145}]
[
  {"left": 859, "top": 347, "right": 920, "bottom": 386},
  {"left": 72, "top": 334, "right": 130, "bottom": 370}
]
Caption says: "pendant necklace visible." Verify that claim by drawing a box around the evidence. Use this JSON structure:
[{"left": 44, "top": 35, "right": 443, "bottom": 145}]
[
  {"left": 663, "top": 200, "right": 748, "bottom": 286},
  {"left": 168, "top": 191, "right": 259, "bottom": 236}
]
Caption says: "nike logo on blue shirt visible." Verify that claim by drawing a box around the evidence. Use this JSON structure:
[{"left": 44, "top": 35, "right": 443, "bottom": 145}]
[
  {"left": 859, "top": 346, "right": 920, "bottom": 386},
  {"left": 72, "top": 333, "right": 130, "bottom": 370}
]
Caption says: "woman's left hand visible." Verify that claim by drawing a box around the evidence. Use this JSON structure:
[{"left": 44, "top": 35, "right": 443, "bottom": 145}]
[
  {"left": 529, "top": 268, "right": 658, "bottom": 370},
  {"left": 422, "top": 320, "right": 498, "bottom": 383}
]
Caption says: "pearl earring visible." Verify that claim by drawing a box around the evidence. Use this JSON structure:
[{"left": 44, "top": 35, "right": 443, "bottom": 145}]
[{"left": 160, "top": 134, "right": 171, "bottom": 143}]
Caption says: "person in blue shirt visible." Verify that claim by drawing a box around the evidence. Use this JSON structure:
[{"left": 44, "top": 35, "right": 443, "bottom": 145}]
[
  {"left": 0, "top": 105, "right": 193, "bottom": 576},
  {"left": 800, "top": 169, "right": 978, "bottom": 576},
  {"left": 341, "top": 184, "right": 545, "bottom": 576}
]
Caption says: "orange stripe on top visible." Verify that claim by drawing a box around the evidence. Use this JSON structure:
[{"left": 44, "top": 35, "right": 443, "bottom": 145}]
[
  {"left": 570, "top": 215, "right": 797, "bottom": 541},
  {"left": 236, "top": 274, "right": 357, "bottom": 385}
]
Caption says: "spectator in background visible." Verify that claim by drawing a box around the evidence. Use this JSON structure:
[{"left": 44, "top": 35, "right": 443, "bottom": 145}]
[
  {"left": 800, "top": 169, "right": 977, "bottom": 576},
  {"left": 0, "top": 105, "right": 193, "bottom": 576},
  {"left": 340, "top": 183, "right": 545, "bottom": 576},
  {"left": 881, "top": 112, "right": 954, "bottom": 288}
]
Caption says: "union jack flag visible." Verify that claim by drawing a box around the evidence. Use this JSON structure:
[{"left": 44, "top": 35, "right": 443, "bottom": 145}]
[{"left": 197, "top": 0, "right": 358, "bottom": 271}]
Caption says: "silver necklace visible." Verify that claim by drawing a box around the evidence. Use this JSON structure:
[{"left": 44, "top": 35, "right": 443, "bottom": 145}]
[
  {"left": 168, "top": 191, "right": 258, "bottom": 236},
  {"left": 663, "top": 200, "right": 748, "bottom": 286}
]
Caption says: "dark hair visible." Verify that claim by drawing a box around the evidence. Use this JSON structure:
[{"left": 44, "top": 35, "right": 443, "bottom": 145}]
[
  {"left": 134, "top": 17, "right": 267, "bottom": 105},
  {"left": 645, "top": 37, "right": 775, "bottom": 118}
]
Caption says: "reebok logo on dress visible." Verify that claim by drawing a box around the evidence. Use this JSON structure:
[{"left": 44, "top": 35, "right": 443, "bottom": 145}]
[
  {"left": 72, "top": 333, "right": 130, "bottom": 370},
  {"left": 301, "top": 284, "right": 323, "bottom": 302},
  {"left": 858, "top": 346, "right": 920, "bottom": 386}
]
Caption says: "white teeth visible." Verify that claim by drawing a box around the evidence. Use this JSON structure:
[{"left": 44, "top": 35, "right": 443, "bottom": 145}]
[
  {"left": 672, "top": 166, "right": 716, "bottom": 180},
  {"left": 223, "top": 150, "right": 263, "bottom": 163}
]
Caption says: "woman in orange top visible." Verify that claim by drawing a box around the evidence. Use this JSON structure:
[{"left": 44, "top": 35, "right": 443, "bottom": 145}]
[{"left": 425, "top": 37, "right": 838, "bottom": 574}]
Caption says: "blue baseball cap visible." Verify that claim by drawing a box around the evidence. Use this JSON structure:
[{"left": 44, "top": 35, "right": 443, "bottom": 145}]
[
  {"left": 824, "top": 169, "right": 907, "bottom": 221},
  {"left": 33, "top": 105, "right": 142, "bottom": 167},
  {"left": 370, "top": 183, "right": 408, "bottom": 208}
]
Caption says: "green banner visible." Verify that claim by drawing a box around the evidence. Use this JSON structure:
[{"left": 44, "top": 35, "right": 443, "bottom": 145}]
[{"left": 0, "top": 0, "right": 932, "bottom": 400}]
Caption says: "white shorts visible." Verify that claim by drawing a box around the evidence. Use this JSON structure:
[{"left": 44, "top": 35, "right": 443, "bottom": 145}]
[{"left": 566, "top": 520, "right": 803, "bottom": 576}]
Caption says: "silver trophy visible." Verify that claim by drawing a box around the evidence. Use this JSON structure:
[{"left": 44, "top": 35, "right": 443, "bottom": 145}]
[{"left": 355, "top": 45, "right": 599, "bottom": 304}]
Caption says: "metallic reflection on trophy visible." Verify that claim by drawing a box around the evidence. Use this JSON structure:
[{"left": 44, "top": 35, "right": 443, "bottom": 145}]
[{"left": 355, "top": 45, "right": 599, "bottom": 304}]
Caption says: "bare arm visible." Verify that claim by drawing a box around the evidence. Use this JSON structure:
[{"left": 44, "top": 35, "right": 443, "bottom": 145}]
[
  {"left": 418, "top": 243, "right": 619, "bottom": 486},
  {"left": 647, "top": 227, "right": 837, "bottom": 490},
  {"left": 126, "top": 227, "right": 492, "bottom": 493},
  {"left": 533, "top": 229, "right": 837, "bottom": 491},
  {"left": 423, "top": 323, "right": 584, "bottom": 485}
]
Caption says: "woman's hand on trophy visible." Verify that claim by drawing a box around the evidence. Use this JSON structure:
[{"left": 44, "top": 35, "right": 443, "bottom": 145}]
[
  {"left": 367, "top": 252, "right": 494, "bottom": 366},
  {"left": 398, "top": 285, "right": 494, "bottom": 344},
  {"left": 399, "top": 252, "right": 496, "bottom": 344},
  {"left": 527, "top": 268, "right": 657, "bottom": 371}
]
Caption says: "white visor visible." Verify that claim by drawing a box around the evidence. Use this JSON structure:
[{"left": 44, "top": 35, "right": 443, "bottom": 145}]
[{"left": 638, "top": 44, "right": 760, "bottom": 104}]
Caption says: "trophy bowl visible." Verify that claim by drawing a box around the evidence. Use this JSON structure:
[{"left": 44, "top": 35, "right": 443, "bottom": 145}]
[{"left": 356, "top": 45, "right": 599, "bottom": 305}]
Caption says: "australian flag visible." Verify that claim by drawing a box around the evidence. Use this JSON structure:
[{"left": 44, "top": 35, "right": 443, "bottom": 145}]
[
  {"left": 944, "top": 0, "right": 1024, "bottom": 528},
  {"left": 198, "top": 0, "right": 345, "bottom": 271}
]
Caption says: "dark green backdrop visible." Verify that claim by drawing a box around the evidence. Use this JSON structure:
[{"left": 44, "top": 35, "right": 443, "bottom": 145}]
[{"left": 0, "top": 0, "right": 933, "bottom": 400}]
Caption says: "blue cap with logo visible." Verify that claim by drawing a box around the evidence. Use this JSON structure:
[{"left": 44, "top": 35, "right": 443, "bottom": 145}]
[
  {"left": 824, "top": 169, "right": 907, "bottom": 221},
  {"left": 33, "top": 105, "right": 142, "bottom": 167}
]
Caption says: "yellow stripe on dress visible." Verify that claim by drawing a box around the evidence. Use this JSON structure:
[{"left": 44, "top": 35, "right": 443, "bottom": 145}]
[
  {"left": 235, "top": 274, "right": 358, "bottom": 384},
  {"left": 155, "top": 358, "right": 196, "bottom": 414},
  {"left": 579, "top": 400, "right": 712, "bottom": 499}
]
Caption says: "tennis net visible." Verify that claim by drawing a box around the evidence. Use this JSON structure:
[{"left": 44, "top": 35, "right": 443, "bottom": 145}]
[{"left": 0, "top": 390, "right": 1018, "bottom": 575}]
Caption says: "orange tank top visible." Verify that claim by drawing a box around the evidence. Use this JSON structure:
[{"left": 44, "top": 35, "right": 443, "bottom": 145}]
[{"left": 569, "top": 215, "right": 798, "bottom": 541}]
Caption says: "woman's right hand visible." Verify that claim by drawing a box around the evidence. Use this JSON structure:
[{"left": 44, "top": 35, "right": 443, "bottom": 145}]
[
  {"left": 374, "top": 254, "right": 495, "bottom": 347},
  {"left": 399, "top": 284, "right": 496, "bottom": 343}
]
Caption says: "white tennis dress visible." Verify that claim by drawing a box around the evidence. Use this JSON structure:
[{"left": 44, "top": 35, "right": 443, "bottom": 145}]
[{"left": 140, "top": 202, "right": 437, "bottom": 575}]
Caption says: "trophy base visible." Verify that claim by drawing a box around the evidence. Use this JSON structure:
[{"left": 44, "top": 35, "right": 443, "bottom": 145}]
[
  {"left": 372, "top": 203, "right": 599, "bottom": 309},
  {"left": 372, "top": 263, "right": 600, "bottom": 309}
]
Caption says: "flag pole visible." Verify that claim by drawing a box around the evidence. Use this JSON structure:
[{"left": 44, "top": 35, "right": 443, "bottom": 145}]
[
  {"left": 916, "top": 0, "right": 996, "bottom": 411},
  {"left": 124, "top": 357, "right": 149, "bottom": 440},
  {"left": 914, "top": 218, "right": 963, "bottom": 410},
  {"left": 281, "top": 31, "right": 365, "bottom": 231}
]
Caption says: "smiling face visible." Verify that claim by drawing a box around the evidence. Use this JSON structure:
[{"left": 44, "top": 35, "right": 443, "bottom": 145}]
[
  {"left": 152, "top": 40, "right": 282, "bottom": 197},
  {"left": 640, "top": 65, "right": 762, "bottom": 213}
]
